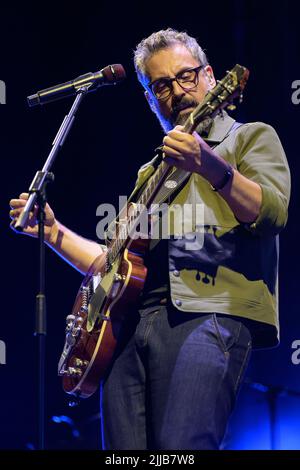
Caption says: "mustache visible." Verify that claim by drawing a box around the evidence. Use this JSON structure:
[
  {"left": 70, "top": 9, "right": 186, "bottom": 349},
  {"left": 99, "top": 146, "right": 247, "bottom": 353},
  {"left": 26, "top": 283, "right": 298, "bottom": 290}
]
[{"left": 171, "top": 97, "right": 198, "bottom": 122}]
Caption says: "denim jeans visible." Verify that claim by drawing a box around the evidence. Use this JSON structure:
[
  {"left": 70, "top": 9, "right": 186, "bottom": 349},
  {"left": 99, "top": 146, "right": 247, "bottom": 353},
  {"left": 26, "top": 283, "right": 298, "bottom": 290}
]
[{"left": 101, "top": 304, "right": 252, "bottom": 450}]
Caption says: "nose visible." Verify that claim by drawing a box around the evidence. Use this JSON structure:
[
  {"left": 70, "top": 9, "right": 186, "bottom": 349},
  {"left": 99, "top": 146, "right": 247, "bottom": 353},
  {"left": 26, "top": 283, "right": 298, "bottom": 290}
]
[{"left": 171, "top": 80, "right": 185, "bottom": 98}]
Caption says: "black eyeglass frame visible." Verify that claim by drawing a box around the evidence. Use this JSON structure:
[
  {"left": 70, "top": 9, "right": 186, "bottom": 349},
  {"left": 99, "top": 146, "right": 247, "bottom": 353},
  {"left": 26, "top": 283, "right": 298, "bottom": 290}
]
[{"left": 147, "top": 64, "right": 205, "bottom": 101}]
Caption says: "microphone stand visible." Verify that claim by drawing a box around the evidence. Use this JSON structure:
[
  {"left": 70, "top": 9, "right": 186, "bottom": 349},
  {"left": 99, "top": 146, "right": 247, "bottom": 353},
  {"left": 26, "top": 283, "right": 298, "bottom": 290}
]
[{"left": 14, "top": 85, "right": 91, "bottom": 450}]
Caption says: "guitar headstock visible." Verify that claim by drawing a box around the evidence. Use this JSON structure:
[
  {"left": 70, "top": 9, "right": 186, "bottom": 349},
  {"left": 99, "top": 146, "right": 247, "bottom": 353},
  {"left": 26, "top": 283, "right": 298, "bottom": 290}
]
[{"left": 186, "top": 64, "right": 250, "bottom": 133}]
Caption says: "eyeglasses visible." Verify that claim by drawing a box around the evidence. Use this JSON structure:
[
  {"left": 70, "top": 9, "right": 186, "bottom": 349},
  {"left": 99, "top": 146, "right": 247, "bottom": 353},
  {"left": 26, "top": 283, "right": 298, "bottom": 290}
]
[{"left": 148, "top": 65, "right": 205, "bottom": 101}]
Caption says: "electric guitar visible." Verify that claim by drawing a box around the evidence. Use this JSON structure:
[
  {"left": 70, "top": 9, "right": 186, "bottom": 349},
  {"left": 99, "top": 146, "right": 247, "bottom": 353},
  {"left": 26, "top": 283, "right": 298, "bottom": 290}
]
[{"left": 58, "top": 64, "right": 249, "bottom": 398}]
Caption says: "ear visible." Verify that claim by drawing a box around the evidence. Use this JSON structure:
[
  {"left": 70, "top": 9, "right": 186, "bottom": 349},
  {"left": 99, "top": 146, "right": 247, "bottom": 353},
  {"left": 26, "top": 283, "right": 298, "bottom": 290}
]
[
  {"left": 144, "top": 90, "right": 156, "bottom": 113},
  {"left": 204, "top": 65, "right": 216, "bottom": 88}
]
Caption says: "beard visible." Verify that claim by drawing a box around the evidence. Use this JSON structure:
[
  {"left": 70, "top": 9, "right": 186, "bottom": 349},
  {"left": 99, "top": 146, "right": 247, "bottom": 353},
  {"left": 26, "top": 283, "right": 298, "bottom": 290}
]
[
  {"left": 171, "top": 96, "right": 199, "bottom": 126},
  {"left": 173, "top": 108, "right": 194, "bottom": 126},
  {"left": 154, "top": 96, "right": 199, "bottom": 133}
]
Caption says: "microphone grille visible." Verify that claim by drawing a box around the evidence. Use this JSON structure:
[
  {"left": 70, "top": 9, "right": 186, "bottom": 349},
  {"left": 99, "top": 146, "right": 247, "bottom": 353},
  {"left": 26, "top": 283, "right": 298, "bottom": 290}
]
[{"left": 102, "top": 64, "right": 126, "bottom": 84}]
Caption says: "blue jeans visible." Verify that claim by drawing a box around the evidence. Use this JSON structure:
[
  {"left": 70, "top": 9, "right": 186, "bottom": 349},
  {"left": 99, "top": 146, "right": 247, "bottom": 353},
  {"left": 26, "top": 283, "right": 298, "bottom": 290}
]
[{"left": 101, "top": 305, "right": 252, "bottom": 450}]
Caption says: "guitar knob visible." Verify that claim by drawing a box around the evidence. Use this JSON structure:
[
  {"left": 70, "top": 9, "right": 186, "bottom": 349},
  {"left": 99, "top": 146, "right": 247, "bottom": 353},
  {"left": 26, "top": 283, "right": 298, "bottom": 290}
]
[
  {"left": 66, "top": 314, "right": 75, "bottom": 323},
  {"left": 65, "top": 314, "right": 76, "bottom": 333}
]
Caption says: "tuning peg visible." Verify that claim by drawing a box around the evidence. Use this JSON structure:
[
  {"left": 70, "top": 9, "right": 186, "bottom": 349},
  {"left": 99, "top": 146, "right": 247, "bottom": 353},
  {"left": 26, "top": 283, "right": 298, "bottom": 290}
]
[{"left": 227, "top": 104, "right": 236, "bottom": 111}]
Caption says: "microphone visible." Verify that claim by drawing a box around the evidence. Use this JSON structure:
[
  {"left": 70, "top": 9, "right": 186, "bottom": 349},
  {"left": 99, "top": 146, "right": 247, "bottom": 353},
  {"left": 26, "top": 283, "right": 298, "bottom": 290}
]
[{"left": 27, "top": 64, "right": 126, "bottom": 107}]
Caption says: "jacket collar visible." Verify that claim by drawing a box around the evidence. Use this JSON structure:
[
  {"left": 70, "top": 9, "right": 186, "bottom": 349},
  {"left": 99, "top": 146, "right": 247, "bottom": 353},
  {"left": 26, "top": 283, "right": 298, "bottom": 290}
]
[{"left": 201, "top": 111, "right": 236, "bottom": 145}]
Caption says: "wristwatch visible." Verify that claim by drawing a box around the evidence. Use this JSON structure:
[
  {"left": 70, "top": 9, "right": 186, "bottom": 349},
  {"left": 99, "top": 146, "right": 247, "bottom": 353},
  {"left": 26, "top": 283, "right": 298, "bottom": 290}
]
[{"left": 211, "top": 164, "right": 234, "bottom": 192}]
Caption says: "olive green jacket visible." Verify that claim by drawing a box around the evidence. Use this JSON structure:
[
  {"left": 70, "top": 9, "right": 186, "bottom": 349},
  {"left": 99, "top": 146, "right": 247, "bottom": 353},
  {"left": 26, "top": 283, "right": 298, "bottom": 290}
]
[{"left": 132, "top": 112, "right": 291, "bottom": 347}]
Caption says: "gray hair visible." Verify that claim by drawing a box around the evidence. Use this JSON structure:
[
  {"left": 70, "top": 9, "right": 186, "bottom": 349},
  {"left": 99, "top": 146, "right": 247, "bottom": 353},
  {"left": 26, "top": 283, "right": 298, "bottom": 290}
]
[{"left": 134, "top": 28, "right": 209, "bottom": 86}]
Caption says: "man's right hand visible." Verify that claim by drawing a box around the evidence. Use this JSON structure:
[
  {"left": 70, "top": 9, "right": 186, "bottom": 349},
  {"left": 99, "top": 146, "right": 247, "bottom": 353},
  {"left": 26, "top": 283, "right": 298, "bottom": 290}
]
[{"left": 9, "top": 192, "right": 58, "bottom": 244}]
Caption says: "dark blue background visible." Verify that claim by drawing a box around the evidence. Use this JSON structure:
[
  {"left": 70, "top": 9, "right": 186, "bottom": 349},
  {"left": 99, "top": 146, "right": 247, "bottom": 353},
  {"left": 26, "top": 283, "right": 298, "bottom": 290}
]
[{"left": 1, "top": 1, "right": 299, "bottom": 449}]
